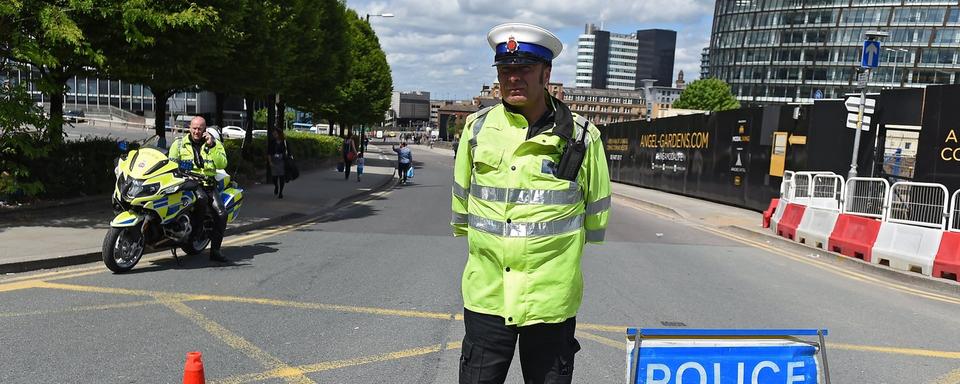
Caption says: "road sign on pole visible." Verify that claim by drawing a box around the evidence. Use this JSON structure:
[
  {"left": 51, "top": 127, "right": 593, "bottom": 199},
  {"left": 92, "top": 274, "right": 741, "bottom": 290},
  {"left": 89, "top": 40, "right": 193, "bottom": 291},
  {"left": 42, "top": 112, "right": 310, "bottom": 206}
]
[
  {"left": 862, "top": 40, "right": 881, "bottom": 68},
  {"left": 845, "top": 96, "right": 876, "bottom": 114},
  {"left": 846, "top": 113, "right": 872, "bottom": 130}
]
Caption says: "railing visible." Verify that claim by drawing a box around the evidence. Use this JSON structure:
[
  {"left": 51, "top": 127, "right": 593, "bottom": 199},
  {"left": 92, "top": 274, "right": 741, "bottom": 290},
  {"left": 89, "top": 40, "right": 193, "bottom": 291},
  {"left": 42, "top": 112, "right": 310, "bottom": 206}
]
[
  {"left": 811, "top": 174, "right": 844, "bottom": 211},
  {"left": 791, "top": 171, "right": 834, "bottom": 206},
  {"left": 781, "top": 170, "right": 796, "bottom": 200},
  {"left": 951, "top": 190, "right": 960, "bottom": 232},
  {"left": 842, "top": 177, "right": 889, "bottom": 219},
  {"left": 886, "top": 182, "right": 949, "bottom": 230}
]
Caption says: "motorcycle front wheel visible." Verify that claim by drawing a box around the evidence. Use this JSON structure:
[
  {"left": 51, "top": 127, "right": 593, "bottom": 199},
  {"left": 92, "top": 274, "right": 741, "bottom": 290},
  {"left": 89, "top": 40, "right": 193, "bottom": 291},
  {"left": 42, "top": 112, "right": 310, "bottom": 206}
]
[{"left": 102, "top": 227, "right": 145, "bottom": 273}]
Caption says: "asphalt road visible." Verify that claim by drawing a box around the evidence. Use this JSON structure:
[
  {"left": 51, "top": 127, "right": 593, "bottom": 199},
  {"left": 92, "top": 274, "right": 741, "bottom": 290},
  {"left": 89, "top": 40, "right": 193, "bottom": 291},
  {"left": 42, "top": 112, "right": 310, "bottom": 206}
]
[{"left": 1, "top": 146, "right": 959, "bottom": 383}]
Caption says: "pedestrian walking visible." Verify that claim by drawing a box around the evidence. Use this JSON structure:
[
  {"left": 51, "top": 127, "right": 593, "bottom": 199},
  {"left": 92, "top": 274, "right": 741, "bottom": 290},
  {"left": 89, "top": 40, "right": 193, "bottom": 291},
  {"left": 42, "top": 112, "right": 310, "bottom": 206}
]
[
  {"left": 392, "top": 142, "right": 412, "bottom": 184},
  {"left": 342, "top": 131, "right": 358, "bottom": 181},
  {"left": 450, "top": 22, "right": 611, "bottom": 384},
  {"left": 268, "top": 129, "right": 288, "bottom": 199},
  {"left": 356, "top": 152, "right": 364, "bottom": 182}
]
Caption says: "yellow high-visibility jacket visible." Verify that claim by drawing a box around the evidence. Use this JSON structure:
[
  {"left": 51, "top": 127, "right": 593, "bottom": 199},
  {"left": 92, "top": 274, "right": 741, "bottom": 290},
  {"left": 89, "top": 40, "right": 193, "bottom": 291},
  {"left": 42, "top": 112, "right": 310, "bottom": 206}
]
[
  {"left": 168, "top": 136, "right": 228, "bottom": 183},
  {"left": 451, "top": 98, "right": 611, "bottom": 327}
]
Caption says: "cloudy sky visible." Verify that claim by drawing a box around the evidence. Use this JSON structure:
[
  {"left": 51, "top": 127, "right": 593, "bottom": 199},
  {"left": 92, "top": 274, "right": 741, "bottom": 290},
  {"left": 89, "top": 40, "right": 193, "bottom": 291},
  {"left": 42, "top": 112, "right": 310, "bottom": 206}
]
[{"left": 345, "top": 0, "right": 715, "bottom": 100}]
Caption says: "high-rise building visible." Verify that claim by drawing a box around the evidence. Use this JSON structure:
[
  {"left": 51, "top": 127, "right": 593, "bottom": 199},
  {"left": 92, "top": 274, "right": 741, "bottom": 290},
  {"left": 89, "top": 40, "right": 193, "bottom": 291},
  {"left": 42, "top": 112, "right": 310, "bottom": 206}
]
[
  {"left": 700, "top": 47, "right": 710, "bottom": 79},
  {"left": 576, "top": 24, "right": 677, "bottom": 90},
  {"left": 709, "top": 0, "right": 960, "bottom": 104}
]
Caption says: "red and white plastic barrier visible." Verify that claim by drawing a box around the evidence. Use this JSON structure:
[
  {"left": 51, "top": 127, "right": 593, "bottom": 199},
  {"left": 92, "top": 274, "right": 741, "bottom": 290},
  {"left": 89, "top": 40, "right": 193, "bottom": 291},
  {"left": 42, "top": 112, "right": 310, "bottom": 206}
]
[
  {"left": 776, "top": 203, "right": 806, "bottom": 241},
  {"left": 764, "top": 173, "right": 960, "bottom": 281},
  {"left": 828, "top": 214, "right": 882, "bottom": 262},
  {"left": 796, "top": 208, "right": 840, "bottom": 250},
  {"left": 871, "top": 222, "right": 944, "bottom": 276}
]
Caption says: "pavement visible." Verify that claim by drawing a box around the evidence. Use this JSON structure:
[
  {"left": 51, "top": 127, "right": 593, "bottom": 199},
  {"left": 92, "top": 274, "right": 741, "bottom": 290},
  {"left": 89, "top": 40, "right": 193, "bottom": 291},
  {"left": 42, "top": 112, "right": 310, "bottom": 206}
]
[{"left": 0, "top": 144, "right": 400, "bottom": 273}]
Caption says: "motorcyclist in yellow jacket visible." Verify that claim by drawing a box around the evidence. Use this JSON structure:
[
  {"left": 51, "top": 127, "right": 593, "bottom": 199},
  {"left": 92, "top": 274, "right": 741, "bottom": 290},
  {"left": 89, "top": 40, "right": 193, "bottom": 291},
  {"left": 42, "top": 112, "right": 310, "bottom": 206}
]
[
  {"left": 168, "top": 116, "right": 229, "bottom": 262},
  {"left": 451, "top": 23, "right": 611, "bottom": 384}
]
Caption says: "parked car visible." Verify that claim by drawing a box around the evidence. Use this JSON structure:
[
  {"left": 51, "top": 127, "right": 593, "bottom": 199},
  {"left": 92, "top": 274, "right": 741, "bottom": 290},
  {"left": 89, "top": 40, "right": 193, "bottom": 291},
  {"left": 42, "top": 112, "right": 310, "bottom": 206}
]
[
  {"left": 64, "top": 110, "right": 86, "bottom": 123},
  {"left": 221, "top": 125, "right": 246, "bottom": 139},
  {"left": 252, "top": 129, "right": 268, "bottom": 138}
]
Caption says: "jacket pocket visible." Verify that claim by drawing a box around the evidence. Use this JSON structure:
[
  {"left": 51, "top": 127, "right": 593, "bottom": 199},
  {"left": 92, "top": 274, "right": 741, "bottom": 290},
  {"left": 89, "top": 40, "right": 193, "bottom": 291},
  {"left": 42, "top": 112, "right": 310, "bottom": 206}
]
[{"left": 472, "top": 146, "right": 503, "bottom": 174}]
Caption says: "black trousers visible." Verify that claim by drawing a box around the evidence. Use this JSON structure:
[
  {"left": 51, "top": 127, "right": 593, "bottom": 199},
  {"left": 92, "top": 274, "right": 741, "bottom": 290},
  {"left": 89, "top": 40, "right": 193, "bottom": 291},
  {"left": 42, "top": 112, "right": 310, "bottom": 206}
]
[
  {"left": 398, "top": 163, "right": 411, "bottom": 182},
  {"left": 198, "top": 187, "right": 227, "bottom": 251},
  {"left": 460, "top": 308, "right": 580, "bottom": 384},
  {"left": 343, "top": 156, "right": 353, "bottom": 179}
]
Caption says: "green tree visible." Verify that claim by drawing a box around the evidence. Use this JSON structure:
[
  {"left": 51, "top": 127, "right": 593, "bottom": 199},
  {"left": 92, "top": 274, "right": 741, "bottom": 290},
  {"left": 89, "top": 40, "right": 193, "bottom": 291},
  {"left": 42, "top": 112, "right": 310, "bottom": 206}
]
[
  {"left": 92, "top": 1, "right": 226, "bottom": 146},
  {"left": 254, "top": 107, "right": 268, "bottom": 128},
  {"left": 323, "top": 9, "right": 392, "bottom": 137},
  {"left": 672, "top": 78, "right": 741, "bottom": 112},
  {"left": 0, "top": 80, "right": 51, "bottom": 199},
  {"left": 1, "top": 1, "right": 104, "bottom": 143}
]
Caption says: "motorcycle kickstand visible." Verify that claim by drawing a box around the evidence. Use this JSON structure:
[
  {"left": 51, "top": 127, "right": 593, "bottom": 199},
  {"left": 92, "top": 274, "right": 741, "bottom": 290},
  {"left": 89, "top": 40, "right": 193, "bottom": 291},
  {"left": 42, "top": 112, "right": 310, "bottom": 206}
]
[{"left": 171, "top": 248, "right": 181, "bottom": 266}]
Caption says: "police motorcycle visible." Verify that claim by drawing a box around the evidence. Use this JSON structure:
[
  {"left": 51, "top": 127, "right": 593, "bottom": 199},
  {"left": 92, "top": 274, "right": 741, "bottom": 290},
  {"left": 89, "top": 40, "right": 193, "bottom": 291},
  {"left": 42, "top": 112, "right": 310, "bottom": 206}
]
[{"left": 103, "top": 129, "right": 243, "bottom": 273}]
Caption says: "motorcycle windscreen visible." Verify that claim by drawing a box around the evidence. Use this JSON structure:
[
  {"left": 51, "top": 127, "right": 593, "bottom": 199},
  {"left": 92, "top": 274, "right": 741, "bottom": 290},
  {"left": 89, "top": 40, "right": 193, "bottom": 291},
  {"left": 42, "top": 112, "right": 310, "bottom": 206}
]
[{"left": 221, "top": 188, "right": 244, "bottom": 223}]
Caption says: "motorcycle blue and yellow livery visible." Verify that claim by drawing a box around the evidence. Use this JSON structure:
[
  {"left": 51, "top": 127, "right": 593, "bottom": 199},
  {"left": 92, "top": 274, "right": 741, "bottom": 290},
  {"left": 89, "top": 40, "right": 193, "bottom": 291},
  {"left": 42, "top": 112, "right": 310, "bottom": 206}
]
[{"left": 103, "top": 144, "right": 243, "bottom": 273}]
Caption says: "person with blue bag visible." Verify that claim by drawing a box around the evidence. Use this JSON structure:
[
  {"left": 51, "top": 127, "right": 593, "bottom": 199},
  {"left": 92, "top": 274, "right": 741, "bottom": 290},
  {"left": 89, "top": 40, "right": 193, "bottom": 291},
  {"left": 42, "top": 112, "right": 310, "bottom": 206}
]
[{"left": 392, "top": 142, "right": 413, "bottom": 184}]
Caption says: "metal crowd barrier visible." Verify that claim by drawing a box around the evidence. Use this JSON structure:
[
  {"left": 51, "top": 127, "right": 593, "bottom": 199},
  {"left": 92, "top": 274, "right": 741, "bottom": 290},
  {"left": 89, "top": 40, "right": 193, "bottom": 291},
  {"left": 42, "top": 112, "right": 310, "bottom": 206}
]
[
  {"left": 780, "top": 170, "right": 796, "bottom": 200},
  {"left": 791, "top": 171, "right": 834, "bottom": 206},
  {"left": 842, "top": 177, "right": 889, "bottom": 219},
  {"left": 951, "top": 190, "right": 960, "bottom": 232},
  {"left": 886, "top": 182, "right": 949, "bottom": 230},
  {"left": 811, "top": 174, "right": 844, "bottom": 211}
]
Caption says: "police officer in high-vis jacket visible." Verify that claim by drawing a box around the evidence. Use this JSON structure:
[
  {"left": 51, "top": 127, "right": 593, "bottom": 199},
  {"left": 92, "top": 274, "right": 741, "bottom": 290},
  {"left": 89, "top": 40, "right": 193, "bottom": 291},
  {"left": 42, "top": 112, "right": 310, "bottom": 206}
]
[
  {"left": 451, "top": 23, "right": 611, "bottom": 384},
  {"left": 168, "top": 116, "right": 229, "bottom": 262}
]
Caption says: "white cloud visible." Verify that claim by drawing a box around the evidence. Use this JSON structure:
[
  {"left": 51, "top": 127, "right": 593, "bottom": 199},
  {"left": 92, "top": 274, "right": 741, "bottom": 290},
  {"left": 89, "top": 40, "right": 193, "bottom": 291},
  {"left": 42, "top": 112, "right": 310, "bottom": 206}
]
[{"left": 349, "top": 0, "right": 714, "bottom": 98}]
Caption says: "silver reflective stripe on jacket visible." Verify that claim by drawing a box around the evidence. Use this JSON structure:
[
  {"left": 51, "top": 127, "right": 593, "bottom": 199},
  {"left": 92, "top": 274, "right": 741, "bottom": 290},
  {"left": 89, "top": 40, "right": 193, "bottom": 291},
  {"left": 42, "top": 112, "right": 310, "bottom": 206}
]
[
  {"left": 468, "top": 215, "right": 583, "bottom": 237},
  {"left": 470, "top": 183, "right": 582, "bottom": 205},
  {"left": 452, "top": 212, "right": 468, "bottom": 225},
  {"left": 573, "top": 115, "right": 591, "bottom": 144},
  {"left": 452, "top": 182, "right": 470, "bottom": 200},
  {"left": 585, "top": 196, "right": 611, "bottom": 215}
]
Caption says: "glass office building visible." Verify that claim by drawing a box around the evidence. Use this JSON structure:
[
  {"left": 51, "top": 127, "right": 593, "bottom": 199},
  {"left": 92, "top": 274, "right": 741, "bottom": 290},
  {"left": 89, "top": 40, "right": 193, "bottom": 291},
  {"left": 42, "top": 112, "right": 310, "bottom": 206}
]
[{"left": 710, "top": 0, "right": 960, "bottom": 104}]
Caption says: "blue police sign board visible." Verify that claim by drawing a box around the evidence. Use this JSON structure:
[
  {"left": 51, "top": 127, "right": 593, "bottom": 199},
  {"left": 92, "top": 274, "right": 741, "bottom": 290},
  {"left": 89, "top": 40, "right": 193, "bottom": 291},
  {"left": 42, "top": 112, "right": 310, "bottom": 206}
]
[
  {"left": 862, "top": 40, "right": 881, "bottom": 68},
  {"left": 627, "top": 329, "right": 829, "bottom": 384}
]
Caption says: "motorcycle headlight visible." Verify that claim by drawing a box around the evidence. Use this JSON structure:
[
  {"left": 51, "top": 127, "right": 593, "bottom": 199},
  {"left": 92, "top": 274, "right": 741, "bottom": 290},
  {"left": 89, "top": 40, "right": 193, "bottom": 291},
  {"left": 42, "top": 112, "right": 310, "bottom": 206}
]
[
  {"left": 125, "top": 179, "right": 144, "bottom": 199},
  {"left": 137, "top": 183, "right": 160, "bottom": 198}
]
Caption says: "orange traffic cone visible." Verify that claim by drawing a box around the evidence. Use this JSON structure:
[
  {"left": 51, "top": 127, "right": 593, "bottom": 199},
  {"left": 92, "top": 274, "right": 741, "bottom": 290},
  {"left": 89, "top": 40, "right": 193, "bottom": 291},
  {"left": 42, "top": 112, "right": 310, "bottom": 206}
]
[{"left": 183, "top": 351, "right": 205, "bottom": 384}]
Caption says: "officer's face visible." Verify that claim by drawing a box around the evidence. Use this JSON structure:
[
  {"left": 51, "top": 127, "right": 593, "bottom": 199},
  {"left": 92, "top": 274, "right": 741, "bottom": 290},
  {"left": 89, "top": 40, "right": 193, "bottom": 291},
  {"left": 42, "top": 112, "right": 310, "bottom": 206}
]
[
  {"left": 497, "top": 63, "right": 550, "bottom": 107},
  {"left": 189, "top": 120, "right": 205, "bottom": 141}
]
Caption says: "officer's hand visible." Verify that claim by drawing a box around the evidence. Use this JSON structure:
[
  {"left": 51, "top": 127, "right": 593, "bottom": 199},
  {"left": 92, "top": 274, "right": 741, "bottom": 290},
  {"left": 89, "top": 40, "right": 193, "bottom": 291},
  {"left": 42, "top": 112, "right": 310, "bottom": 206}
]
[{"left": 203, "top": 132, "right": 214, "bottom": 147}]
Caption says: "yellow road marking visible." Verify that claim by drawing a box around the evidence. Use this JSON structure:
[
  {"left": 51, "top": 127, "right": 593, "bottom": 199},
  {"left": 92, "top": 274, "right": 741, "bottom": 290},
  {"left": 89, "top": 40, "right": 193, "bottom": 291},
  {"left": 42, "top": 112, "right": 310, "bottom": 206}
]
[
  {"left": 37, "top": 281, "right": 456, "bottom": 320},
  {"left": 614, "top": 196, "right": 960, "bottom": 307},
  {"left": 0, "top": 280, "right": 40, "bottom": 293},
  {"left": 577, "top": 330, "right": 624, "bottom": 349},
  {"left": 19, "top": 281, "right": 960, "bottom": 369},
  {"left": 930, "top": 368, "right": 960, "bottom": 384},
  {"left": 210, "top": 341, "right": 460, "bottom": 384},
  {"left": 830, "top": 343, "right": 960, "bottom": 360},
  {"left": 157, "top": 298, "right": 315, "bottom": 384},
  {"left": 0, "top": 299, "right": 160, "bottom": 318}
]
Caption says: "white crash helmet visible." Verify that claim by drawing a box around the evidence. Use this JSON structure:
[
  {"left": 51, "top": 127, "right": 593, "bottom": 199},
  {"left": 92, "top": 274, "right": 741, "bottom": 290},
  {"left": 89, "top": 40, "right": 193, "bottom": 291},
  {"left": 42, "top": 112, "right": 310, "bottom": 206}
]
[{"left": 205, "top": 127, "right": 222, "bottom": 142}]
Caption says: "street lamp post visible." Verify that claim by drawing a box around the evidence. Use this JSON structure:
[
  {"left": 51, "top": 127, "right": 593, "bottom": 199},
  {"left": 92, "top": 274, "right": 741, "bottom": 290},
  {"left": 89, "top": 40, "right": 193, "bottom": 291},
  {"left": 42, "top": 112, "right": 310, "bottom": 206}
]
[
  {"left": 360, "top": 12, "right": 393, "bottom": 156},
  {"left": 885, "top": 48, "right": 908, "bottom": 88}
]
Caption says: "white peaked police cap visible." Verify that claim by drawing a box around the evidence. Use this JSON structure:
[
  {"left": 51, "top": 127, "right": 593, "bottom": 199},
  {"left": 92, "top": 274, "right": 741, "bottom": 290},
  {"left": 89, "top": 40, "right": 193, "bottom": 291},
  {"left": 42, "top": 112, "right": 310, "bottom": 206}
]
[{"left": 487, "top": 22, "right": 563, "bottom": 66}]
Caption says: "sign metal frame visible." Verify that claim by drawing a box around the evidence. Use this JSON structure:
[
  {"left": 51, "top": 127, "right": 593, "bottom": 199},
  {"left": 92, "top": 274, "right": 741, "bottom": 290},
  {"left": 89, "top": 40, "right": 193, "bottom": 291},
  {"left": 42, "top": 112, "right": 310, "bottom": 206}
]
[{"left": 627, "top": 328, "right": 832, "bottom": 384}]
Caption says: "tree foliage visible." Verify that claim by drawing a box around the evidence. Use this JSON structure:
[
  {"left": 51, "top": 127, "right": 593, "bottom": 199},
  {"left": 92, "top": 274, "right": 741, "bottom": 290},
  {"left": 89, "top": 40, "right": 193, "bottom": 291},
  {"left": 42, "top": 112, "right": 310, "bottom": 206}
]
[
  {"left": 672, "top": 78, "right": 741, "bottom": 112},
  {"left": 324, "top": 9, "right": 393, "bottom": 133}
]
